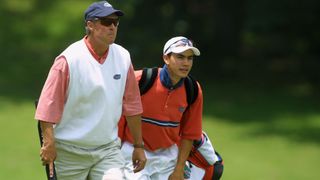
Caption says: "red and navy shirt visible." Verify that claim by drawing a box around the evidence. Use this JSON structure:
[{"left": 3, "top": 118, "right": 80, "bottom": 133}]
[{"left": 119, "top": 66, "right": 202, "bottom": 151}]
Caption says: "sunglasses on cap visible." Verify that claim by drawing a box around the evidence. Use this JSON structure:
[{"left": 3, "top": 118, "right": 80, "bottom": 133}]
[
  {"left": 164, "top": 38, "right": 193, "bottom": 54},
  {"left": 93, "top": 17, "right": 119, "bottom": 27}
]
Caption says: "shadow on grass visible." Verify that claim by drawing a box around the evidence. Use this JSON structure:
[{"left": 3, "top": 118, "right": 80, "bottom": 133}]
[
  {"left": 202, "top": 81, "right": 320, "bottom": 145},
  {"left": 2, "top": 79, "right": 320, "bottom": 145}
]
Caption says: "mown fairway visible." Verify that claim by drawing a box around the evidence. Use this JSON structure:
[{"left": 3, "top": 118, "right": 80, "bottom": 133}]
[{"left": 0, "top": 83, "right": 319, "bottom": 179}]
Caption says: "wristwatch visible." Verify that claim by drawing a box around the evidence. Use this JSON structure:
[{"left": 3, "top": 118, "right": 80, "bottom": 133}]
[{"left": 133, "top": 143, "right": 144, "bottom": 149}]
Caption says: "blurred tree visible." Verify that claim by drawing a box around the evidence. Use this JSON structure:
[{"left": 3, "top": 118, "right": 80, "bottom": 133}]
[
  {"left": 0, "top": 0, "right": 87, "bottom": 97},
  {"left": 0, "top": 0, "right": 319, "bottom": 98}
]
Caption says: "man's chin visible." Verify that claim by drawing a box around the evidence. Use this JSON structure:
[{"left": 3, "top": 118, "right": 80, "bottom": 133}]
[
  {"left": 180, "top": 74, "right": 189, "bottom": 79},
  {"left": 180, "top": 71, "right": 190, "bottom": 77}
]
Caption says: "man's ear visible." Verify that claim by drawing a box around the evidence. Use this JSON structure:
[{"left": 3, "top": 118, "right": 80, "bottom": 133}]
[
  {"left": 86, "top": 21, "right": 95, "bottom": 31},
  {"left": 163, "top": 55, "right": 169, "bottom": 65}
]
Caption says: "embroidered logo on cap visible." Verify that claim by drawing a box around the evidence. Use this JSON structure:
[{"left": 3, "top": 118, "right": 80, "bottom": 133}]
[
  {"left": 104, "top": 2, "right": 112, "bottom": 7},
  {"left": 113, "top": 74, "right": 121, "bottom": 80}
]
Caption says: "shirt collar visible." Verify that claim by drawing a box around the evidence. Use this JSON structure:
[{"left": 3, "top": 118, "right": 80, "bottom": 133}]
[
  {"left": 84, "top": 36, "right": 108, "bottom": 64},
  {"left": 160, "top": 64, "right": 184, "bottom": 90}
]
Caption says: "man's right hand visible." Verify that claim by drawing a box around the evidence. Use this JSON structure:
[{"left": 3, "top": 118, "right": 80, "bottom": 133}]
[
  {"left": 40, "top": 141, "right": 56, "bottom": 165},
  {"left": 39, "top": 121, "right": 57, "bottom": 177}
]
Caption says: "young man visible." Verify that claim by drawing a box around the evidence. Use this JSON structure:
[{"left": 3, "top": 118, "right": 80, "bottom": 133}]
[
  {"left": 184, "top": 131, "right": 224, "bottom": 180},
  {"left": 119, "top": 36, "right": 203, "bottom": 180},
  {"left": 35, "top": 1, "right": 146, "bottom": 179}
]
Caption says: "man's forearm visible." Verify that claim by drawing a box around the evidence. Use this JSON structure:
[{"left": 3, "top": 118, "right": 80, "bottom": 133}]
[
  {"left": 40, "top": 121, "right": 55, "bottom": 146},
  {"left": 39, "top": 120, "right": 57, "bottom": 166},
  {"left": 175, "top": 139, "right": 193, "bottom": 172},
  {"left": 125, "top": 114, "right": 143, "bottom": 146},
  {"left": 125, "top": 114, "right": 147, "bottom": 172}
]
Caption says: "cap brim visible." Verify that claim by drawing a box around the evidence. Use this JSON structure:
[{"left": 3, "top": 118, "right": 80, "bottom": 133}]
[
  {"left": 102, "top": 10, "right": 124, "bottom": 17},
  {"left": 93, "top": 9, "right": 124, "bottom": 19},
  {"left": 113, "top": 10, "right": 124, "bottom": 16},
  {"left": 171, "top": 46, "right": 200, "bottom": 56}
]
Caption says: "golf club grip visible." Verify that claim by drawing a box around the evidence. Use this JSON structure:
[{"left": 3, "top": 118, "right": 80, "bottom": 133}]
[
  {"left": 46, "top": 164, "right": 57, "bottom": 180},
  {"left": 35, "top": 100, "right": 58, "bottom": 180}
]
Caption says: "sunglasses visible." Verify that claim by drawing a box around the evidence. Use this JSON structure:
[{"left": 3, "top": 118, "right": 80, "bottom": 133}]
[
  {"left": 173, "top": 38, "right": 193, "bottom": 47},
  {"left": 164, "top": 38, "right": 193, "bottom": 54},
  {"left": 94, "top": 17, "right": 119, "bottom": 27}
]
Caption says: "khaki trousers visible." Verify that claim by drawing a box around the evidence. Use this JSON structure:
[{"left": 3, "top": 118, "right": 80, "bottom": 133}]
[{"left": 55, "top": 138, "right": 125, "bottom": 180}]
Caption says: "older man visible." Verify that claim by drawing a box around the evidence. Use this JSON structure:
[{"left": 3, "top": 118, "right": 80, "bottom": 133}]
[{"left": 35, "top": 1, "right": 146, "bottom": 179}]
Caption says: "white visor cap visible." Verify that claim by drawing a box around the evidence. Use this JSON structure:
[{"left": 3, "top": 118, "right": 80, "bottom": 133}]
[{"left": 163, "top": 36, "right": 200, "bottom": 56}]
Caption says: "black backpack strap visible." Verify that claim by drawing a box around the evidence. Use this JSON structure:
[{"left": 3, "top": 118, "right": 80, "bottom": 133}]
[
  {"left": 139, "top": 67, "right": 159, "bottom": 95},
  {"left": 184, "top": 75, "right": 199, "bottom": 106}
]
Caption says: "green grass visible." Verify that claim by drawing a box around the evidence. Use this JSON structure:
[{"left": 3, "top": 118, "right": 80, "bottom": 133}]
[
  {"left": 202, "top": 83, "right": 320, "bottom": 180},
  {"left": 0, "top": 97, "right": 46, "bottom": 180},
  {"left": 204, "top": 117, "right": 320, "bottom": 180},
  {"left": 0, "top": 83, "right": 319, "bottom": 179}
]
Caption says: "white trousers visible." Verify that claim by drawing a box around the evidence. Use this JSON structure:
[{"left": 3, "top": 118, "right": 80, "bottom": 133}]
[
  {"left": 121, "top": 142, "right": 178, "bottom": 180},
  {"left": 184, "top": 161, "right": 205, "bottom": 180}
]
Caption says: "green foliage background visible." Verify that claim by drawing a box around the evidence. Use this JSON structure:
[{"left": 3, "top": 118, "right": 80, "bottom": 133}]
[{"left": 0, "top": 0, "right": 319, "bottom": 179}]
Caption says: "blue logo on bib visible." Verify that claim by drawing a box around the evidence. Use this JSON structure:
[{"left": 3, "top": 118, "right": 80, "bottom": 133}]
[
  {"left": 179, "top": 107, "right": 186, "bottom": 113},
  {"left": 113, "top": 74, "right": 121, "bottom": 80}
]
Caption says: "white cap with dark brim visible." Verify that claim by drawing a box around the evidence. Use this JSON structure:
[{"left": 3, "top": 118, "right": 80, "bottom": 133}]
[{"left": 163, "top": 36, "right": 200, "bottom": 56}]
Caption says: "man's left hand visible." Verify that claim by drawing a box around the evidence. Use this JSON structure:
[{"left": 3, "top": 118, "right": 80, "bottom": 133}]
[
  {"left": 168, "top": 170, "right": 184, "bottom": 180},
  {"left": 132, "top": 148, "right": 147, "bottom": 173}
]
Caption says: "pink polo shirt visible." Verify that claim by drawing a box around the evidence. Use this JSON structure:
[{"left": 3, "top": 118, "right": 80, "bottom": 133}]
[{"left": 35, "top": 36, "right": 142, "bottom": 123}]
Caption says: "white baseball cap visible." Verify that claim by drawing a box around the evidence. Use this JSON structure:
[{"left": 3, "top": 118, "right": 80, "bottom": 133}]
[{"left": 163, "top": 36, "right": 200, "bottom": 56}]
